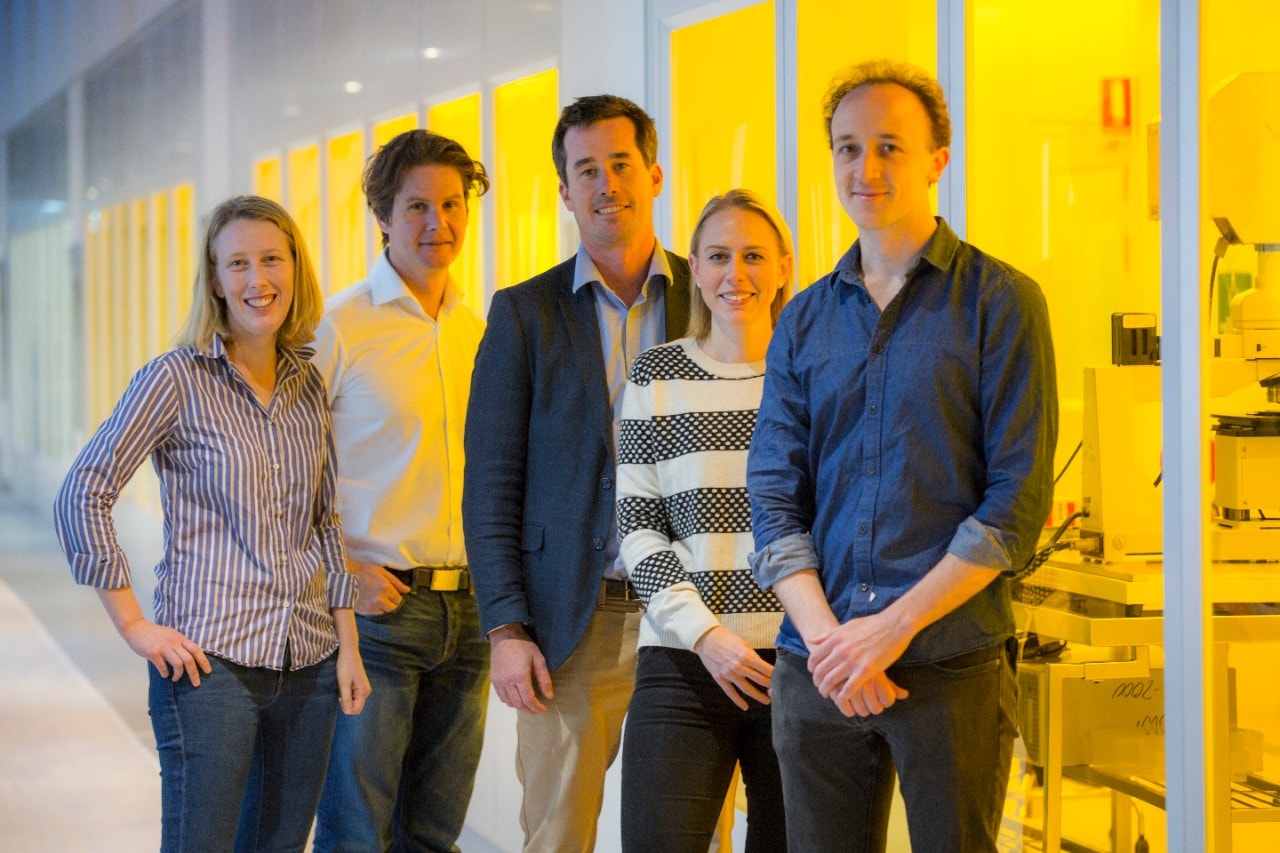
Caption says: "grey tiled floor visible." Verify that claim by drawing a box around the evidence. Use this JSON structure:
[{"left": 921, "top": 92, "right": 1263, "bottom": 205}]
[
  {"left": 0, "top": 490, "right": 505, "bottom": 852},
  {"left": 0, "top": 492, "right": 161, "bottom": 851}
]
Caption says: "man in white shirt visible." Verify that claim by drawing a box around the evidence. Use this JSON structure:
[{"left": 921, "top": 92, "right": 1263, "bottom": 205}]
[{"left": 313, "top": 129, "right": 491, "bottom": 853}]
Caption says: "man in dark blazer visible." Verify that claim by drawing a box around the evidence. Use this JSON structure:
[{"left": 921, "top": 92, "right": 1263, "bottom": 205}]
[{"left": 464, "top": 94, "right": 690, "bottom": 852}]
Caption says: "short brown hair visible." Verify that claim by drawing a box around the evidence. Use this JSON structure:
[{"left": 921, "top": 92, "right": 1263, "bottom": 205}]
[
  {"left": 686, "top": 189, "right": 794, "bottom": 341},
  {"left": 176, "top": 195, "right": 322, "bottom": 351},
  {"left": 364, "top": 129, "right": 490, "bottom": 247},
  {"left": 822, "top": 60, "right": 951, "bottom": 151},
  {"left": 551, "top": 95, "right": 658, "bottom": 185}
]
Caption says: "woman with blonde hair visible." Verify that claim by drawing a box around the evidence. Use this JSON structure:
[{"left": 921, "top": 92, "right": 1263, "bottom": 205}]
[
  {"left": 54, "top": 195, "right": 369, "bottom": 851},
  {"left": 618, "top": 188, "right": 793, "bottom": 852}
]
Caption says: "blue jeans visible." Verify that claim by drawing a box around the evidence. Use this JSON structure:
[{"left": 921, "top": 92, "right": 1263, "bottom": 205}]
[
  {"left": 148, "top": 651, "right": 339, "bottom": 852},
  {"left": 314, "top": 590, "right": 490, "bottom": 853},
  {"left": 771, "top": 642, "right": 1018, "bottom": 853},
  {"left": 621, "top": 646, "right": 786, "bottom": 853}
]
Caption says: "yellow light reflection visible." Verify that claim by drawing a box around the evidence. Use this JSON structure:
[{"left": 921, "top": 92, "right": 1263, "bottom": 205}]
[
  {"left": 493, "top": 68, "right": 560, "bottom": 289},
  {"left": 373, "top": 112, "right": 418, "bottom": 149},
  {"left": 796, "top": 0, "right": 936, "bottom": 289},
  {"left": 327, "top": 129, "right": 367, "bottom": 295},
  {"left": 253, "top": 155, "right": 283, "bottom": 203},
  {"left": 429, "top": 93, "right": 485, "bottom": 314},
  {"left": 670, "top": 2, "right": 776, "bottom": 257},
  {"left": 173, "top": 183, "right": 195, "bottom": 329},
  {"left": 286, "top": 142, "right": 323, "bottom": 289}
]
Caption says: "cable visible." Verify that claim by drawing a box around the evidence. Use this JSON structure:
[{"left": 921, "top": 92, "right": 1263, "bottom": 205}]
[{"left": 1053, "top": 440, "right": 1083, "bottom": 486}]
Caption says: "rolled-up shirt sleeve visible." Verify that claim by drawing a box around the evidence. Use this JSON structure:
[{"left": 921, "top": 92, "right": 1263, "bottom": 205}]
[
  {"left": 53, "top": 358, "right": 178, "bottom": 589},
  {"left": 948, "top": 273, "right": 1057, "bottom": 575}
]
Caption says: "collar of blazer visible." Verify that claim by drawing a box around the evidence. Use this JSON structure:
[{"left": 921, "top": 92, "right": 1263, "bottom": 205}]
[{"left": 558, "top": 249, "right": 691, "bottom": 463}]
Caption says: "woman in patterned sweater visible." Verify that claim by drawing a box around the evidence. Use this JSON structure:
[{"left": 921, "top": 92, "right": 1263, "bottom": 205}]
[{"left": 617, "top": 189, "right": 793, "bottom": 852}]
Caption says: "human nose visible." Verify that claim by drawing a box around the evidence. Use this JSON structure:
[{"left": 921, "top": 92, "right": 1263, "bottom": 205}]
[
  {"left": 424, "top": 205, "right": 443, "bottom": 229},
  {"left": 856, "top": 152, "right": 881, "bottom": 182}
]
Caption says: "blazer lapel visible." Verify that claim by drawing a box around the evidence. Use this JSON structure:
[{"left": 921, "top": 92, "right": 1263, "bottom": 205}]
[
  {"left": 664, "top": 251, "right": 692, "bottom": 343},
  {"left": 559, "top": 274, "right": 616, "bottom": 462}
]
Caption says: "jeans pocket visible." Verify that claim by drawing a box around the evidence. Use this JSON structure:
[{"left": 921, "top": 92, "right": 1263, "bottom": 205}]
[
  {"left": 927, "top": 645, "right": 1002, "bottom": 678},
  {"left": 361, "top": 592, "right": 411, "bottom": 622}
]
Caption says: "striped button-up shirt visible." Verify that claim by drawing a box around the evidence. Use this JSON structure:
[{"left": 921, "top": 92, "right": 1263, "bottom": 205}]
[{"left": 54, "top": 335, "right": 356, "bottom": 670}]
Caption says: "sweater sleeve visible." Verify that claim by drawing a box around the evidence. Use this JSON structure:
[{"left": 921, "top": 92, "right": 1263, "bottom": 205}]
[{"left": 616, "top": 361, "right": 719, "bottom": 651}]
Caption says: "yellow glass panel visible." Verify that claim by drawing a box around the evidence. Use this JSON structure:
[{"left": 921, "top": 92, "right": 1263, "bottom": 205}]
[
  {"left": 1203, "top": 5, "right": 1280, "bottom": 852},
  {"left": 109, "top": 202, "right": 129, "bottom": 396},
  {"left": 150, "top": 191, "right": 171, "bottom": 349},
  {"left": 128, "top": 197, "right": 149, "bottom": 367},
  {"left": 373, "top": 112, "right": 419, "bottom": 148},
  {"left": 429, "top": 93, "right": 485, "bottom": 314},
  {"left": 173, "top": 183, "right": 196, "bottom": 328},
  {"left": 326, "top": 129, "right": 367, "bottom": 295},
  {"left": 83, "top": 213, "right": 106, "bottom": 425},
  {"left": 253, "top": 155, "right": 283, "bottom": 203},
  {"left": 493, "top": 68, "right": 560, "bottom": 289},
  {"left": 796, "top": 0, "right": 936, "bottom": 289},
  {"left": 286, "top": 143, "right": 323, "bottom": 285},
  {"left": 669, "top": 2, "right": 776, "bottom": 258}
]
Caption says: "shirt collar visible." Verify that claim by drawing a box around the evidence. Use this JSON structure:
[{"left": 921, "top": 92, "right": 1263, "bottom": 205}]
[
  {"left": 831, "top": 216, "right": 960, "bottom": 289},
  {"left": 197, "top": 333, "right": 313, "bottom": 379},
  {"left": 368, "top": 249, "right": 465, "bottom": 318},
  {"left": 570, "top": 240, "right": 673, "bottom": 296}
]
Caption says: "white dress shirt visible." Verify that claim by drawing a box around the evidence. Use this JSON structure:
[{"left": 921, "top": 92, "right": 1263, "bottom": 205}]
[{"left": 312, "top": 250, "right": 484, "bottom": 569}]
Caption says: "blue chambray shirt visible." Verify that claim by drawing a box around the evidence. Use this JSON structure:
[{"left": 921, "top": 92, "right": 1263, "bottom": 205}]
[{"left": 747, "top": 218, "right": 1057, "bottom": 664}]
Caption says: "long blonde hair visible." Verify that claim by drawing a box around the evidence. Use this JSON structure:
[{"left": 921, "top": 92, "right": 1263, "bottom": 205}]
[
  {"left": 685, "top": 189, "right": 794, "bottom": 340},
  {"left": 176, "top": 195, "right": 322, "bottom": 351}
]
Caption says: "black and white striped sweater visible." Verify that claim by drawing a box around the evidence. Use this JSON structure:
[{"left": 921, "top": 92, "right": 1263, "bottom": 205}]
[{"left": 617, "top": 337, "right": 783, "bottom": 651}]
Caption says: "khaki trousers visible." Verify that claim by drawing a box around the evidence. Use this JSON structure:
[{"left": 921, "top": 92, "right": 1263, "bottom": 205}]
[{"left": 516, "top": 603, "right": 641, "bottom": 852}]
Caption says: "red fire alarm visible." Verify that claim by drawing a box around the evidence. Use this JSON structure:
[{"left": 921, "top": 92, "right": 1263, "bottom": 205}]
[{"left": 1102, "top": 77, "right": 1131, "bottom": 130}]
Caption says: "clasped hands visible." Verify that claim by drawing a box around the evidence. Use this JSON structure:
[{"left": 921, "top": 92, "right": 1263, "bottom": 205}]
[{"left": 806, "top": 610, "right": 912, "bottom": 718}]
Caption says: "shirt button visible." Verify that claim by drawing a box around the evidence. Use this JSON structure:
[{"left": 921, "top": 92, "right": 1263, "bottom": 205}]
[
  {"left": 592, "top": 537, "right": 605, "bottom": 550},
  {"left": 273, "top": 463, "right": 281, "bottom": 471},
  {"left": 601, "top": 477, "right": 613, "bottom": 491},
  {"left": 857, "top": 523, "right": 868, "bottom": 535},
  {"left": 868, "top": 405, "right": 877, "bottom": 415},
  {"left": 872, "top": 344, "right": 884, "bottom": 355},
  {"left": 866, "top": 464, "right": 876, "bottom": 475},
  {"left": 860, "top": 583, "right": 869, "bottom": 592}
]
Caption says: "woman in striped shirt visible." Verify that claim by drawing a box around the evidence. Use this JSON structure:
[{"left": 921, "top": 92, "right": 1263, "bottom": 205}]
[
  {"left": 617, "top": 189, "right": 793, "bottom": 852},
  {"left": 54, "top": 195, "right": 369, "bottom": 851}
]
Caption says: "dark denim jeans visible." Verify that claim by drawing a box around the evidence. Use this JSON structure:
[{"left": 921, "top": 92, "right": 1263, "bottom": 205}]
[
  {"left": 313, "top": 590, "right": 490, "bottom": 853},
  {"left": 772, "top": 643, "right": 1018, "bottom": 853},
  {"left": 148, "top": 651, "right": 338, "bottom": 852},
  {"left": 621, "top": 646, "right": 787, "bottom": 853}
]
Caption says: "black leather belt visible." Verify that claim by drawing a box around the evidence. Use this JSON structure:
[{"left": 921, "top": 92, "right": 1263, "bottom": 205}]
[
  {"left": 600, "top": 578, "right": 640, "bottom": 603},
  {"left": 385, "top": 566, "right": 471, "bottom": 592}
]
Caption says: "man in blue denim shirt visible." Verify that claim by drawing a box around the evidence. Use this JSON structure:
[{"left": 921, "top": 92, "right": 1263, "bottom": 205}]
[{"left": 747, "top": 60, "right": 1057, "bottom": 851}]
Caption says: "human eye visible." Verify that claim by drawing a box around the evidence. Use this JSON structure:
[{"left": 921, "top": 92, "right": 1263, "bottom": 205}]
[
  {"left": 579, "top": 166, "right": 597, "bottom": 180},
  {"left": 879, "top": 142, "right": 899, "bottom": 156},
  {"left": 227, "top": 258, "right": 247, "bottom": 269},
  {"left": 707, "top": 251, "right": 729, "bottom": 263},
  {"left": 745, "top": 251, "right": 765, "bottom": 262}
]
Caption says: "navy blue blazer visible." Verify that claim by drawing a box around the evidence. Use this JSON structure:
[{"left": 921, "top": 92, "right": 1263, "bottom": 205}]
[{"left": 463, "top": 251, "right": 691, "bottom": 670}]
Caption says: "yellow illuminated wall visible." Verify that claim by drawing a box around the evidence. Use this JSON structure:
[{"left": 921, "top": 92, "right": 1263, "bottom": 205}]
[
  {"left": 429, "top": 94, "right": 485, "bottom": 314},
  {"left": 286, "top": 142, "right": 322, "bottom": 288},
  {"left": 84, "top": 214, "right": 107, "bottom": 426},
  {"left": 148, "top": 190, "right": 170, "bottom": 352},
  {"left": 970, "top": 0, "right": 1160, "bottom": 413},
  {"left": 796, "top": 0, "right": 936, "bottom": 288},
  {"left": 327, "top": 129, "right": 367, "bottom": 294},
  {"left": 173, "top": 183, "right": 195, "bottom": 333},
  {"left": 493, "top": 69, "right": 559, "bottom": 288},
  {"left": 1202, "top": 5, "right": 1280, "bottom": 852},
  {"left": 373, "top": 112, "right": 418, "bottom": 148},
  {"left": 253, "top": 155, "right": 283, "bottom": 203},
  {"left": 669, "top": 2, "right": 776, "bottom": 257}
]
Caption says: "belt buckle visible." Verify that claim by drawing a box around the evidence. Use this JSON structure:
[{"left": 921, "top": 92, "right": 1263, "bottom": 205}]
[{"left": 429, "top": 568, "right": 463, "bottom": 591}]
